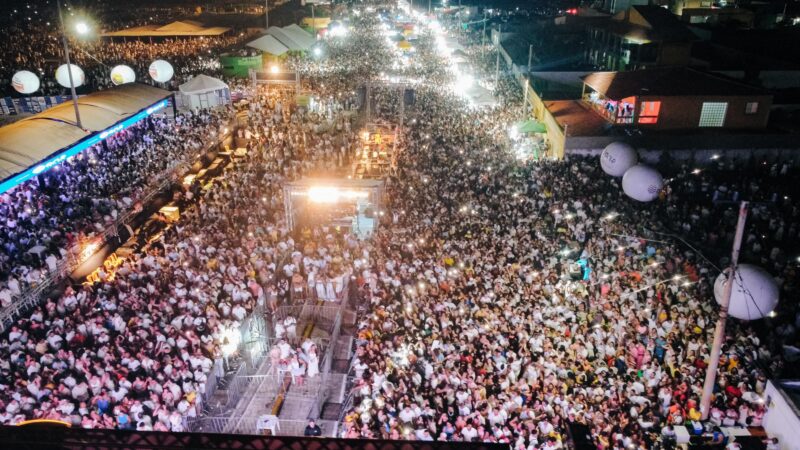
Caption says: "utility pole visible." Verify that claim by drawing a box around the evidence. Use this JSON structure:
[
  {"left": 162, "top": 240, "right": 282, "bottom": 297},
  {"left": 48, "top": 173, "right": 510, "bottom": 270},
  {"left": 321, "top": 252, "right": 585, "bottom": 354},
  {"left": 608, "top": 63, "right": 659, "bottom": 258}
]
[
  {"left": 428, "top": 0, "right": 431, "bottom": 14},
  {"left": 700, "top": 201, "right": 749, "bottom": 420},
  {"left": 522, "top": 78, "right": 529, "bottom": 119},
  {"left": 481, "top": 11, "right": 487, "bottom": 56},
  {"left": 56, "top": 0, "right": 82, "bottom": 129},
  {"left": 528, "top": 44, "right": 533, "bottom": 73},
  {"left": 495, "top": 25, "right": 501, "bottom": 86},
  {"left": 312, "top": 3, "right": 316, "bottom": 38}
]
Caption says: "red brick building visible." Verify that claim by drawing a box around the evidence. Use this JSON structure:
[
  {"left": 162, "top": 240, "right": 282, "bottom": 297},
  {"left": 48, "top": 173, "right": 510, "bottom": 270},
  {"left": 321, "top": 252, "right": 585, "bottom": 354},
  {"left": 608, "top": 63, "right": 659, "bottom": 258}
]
[{"left": 580, "top": 67, "right": 772, "bottom": 130}]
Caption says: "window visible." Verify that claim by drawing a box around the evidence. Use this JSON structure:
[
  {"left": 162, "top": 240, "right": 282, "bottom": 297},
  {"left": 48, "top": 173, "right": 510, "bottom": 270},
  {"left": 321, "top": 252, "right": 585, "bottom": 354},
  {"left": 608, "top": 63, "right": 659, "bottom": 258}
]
[
  {"left": 745, "top": 102, "right": 759, "bottom": 114},
  {"left": 638, "top": 101, "right": 661, "bottom": 124},
  {"left": 699, "top": 102, "right": 728, "bottom": 127}
]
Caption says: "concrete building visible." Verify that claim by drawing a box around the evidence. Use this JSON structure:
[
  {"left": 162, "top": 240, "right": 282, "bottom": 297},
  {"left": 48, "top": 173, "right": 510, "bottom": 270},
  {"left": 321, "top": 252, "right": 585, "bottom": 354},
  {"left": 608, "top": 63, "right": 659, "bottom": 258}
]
[
  {"left": 586, "top": 6, "right": 696, "bottom": 71},
  {"left": 580, "top": 67, "right": 772, "bottom": 130}
]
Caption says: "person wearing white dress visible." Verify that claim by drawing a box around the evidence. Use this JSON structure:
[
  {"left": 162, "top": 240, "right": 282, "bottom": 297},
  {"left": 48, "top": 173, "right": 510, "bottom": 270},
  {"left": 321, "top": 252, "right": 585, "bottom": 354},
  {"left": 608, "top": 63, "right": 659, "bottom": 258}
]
[
  {"left": 306, "top": 346, "right": 320, "bottom": 378},
  {"left": 289, "top": 355, "right": 305, "bottom": 386}
]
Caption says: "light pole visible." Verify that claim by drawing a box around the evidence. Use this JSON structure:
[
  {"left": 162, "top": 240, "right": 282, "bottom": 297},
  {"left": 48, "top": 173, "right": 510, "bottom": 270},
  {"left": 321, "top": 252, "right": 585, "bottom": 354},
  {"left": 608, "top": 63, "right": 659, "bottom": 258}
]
[
  {"left": 494, "top": 25, "right": 501, "bottom": 86},
  {"left": 700, "top": 201, "right": 749, "bottom": 419},
  {"left": 56, "top": 0, "right": 83, "bottom": 129},
  {"left": 265, "top": 0, "right": 269, "bottom": 30}
]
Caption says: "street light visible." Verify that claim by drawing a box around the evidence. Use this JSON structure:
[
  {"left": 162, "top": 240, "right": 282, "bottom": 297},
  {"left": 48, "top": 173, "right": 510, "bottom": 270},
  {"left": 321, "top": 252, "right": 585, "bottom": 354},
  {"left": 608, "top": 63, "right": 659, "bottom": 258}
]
[
  {"left": 56, "top": 0, "right": 82, "bottom": 129},
  {"left": 75, "top": 22, "right": 89, "bottom": 34}
]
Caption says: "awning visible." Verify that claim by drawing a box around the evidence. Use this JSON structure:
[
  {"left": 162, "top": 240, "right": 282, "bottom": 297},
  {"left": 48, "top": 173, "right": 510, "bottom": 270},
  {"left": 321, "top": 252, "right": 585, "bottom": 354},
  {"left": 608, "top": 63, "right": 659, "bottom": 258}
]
[
  {"left": 247, "top": 34, "right": 290, "bottom": 56},
  {"left": 516, "top": 119, "right": 547, "bottom": 134},
  {"left": 0, "top": 84, "right": 172, "bottom": 191},
  {"left": 179, "top": 75, "right": 229, "bottom": 94}
]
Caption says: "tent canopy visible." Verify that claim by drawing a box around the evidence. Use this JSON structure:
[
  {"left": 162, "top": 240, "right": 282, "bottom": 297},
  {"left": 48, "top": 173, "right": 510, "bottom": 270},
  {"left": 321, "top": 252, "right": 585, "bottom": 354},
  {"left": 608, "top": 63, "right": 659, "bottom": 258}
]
[
  {"left": 266, "top": 27, "right": 307, "bottom": 51},
  {"left": 179, "top": 75, "right": 229, "bottom": 94},
  {"left": 283, "top": 24, "right": 316, "bottom": 48},
  {"left": 102, "top": 20, "right": 230, "bottom": 37},
  {"left": 247, "top": 34, "right": 290, "bottom": 56},
  {"left": 397, "top": 40, "right": 412, "bottom": 50},
  {"left": 0, "top": 84, "right": 171, "bottom": 181},
  {"left": 516, "top": 119, "right": 547, "bottom": 133}
]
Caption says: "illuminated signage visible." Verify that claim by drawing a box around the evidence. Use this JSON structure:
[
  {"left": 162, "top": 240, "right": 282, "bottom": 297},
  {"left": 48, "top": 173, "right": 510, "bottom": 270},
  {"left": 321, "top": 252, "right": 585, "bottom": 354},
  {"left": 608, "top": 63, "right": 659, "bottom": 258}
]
[{"left": 0, "top": 99, "right": 168, "bottom": 195}]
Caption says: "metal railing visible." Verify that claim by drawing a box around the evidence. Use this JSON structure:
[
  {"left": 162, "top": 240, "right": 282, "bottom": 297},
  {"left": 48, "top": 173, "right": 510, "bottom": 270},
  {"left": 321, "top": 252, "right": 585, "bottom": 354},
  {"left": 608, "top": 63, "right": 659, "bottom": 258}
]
[{"left": 187, "top": 416, "right": 335, "bottom": 436}]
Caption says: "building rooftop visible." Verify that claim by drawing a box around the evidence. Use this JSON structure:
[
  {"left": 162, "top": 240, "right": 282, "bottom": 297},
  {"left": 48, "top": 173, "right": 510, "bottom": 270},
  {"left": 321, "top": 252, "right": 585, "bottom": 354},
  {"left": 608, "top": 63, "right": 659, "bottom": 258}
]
[
  {"left": 581, "top": 67, "right": 769, "bottom": 99},
  {"left": 545, "top": 100, "right": 610, "bottom": 137},
  {"left": 590, "top": 5, "right": 697, "bottom": 43}
]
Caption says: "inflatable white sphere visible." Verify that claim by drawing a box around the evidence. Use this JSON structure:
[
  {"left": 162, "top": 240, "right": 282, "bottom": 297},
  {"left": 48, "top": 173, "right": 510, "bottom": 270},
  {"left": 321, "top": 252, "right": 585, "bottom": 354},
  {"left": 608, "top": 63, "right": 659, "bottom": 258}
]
[
  {"left": 601, "top": 142, "right": 638, "bottom": 177},
  {"left": 622, "top": 165, "right": 663, "bottom": 202},
  {"left": 110, "top": 65, "right": 136, "bottom": 85},
  {"left": 11, "top": 70, "right": 40, "bottom": 94},
  {"left": 148, "top": 60, "right": 174, "bottom": 83},
  {"left": 55, "top": 64, "right": 85, "bottom": 88},
  {"left": 714, "top": 264, "right": 779, "bottom": 321}
]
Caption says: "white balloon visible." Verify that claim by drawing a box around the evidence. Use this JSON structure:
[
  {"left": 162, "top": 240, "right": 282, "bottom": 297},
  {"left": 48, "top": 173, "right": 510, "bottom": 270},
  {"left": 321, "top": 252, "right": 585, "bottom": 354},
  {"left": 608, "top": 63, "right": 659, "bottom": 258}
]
[
  {"left": 622, "top": 165, "right": 663, "bottom": 202},
  {"left": 601, "top": 142, "right": 638, "bottom": 177},
  {"left": 55, "top": 64, "right": 85, "bottom": 88},
  {"left": 148, "top": 60, "right": 174, "bottom": 83},
  {"left": 11, "top": 70, "right": 40, "bottom": 94},
  {"left": 110, "top": 65, "right": 136, "bottom": 85},
  {"left": 714, "top": 264, "right": 779, "bottom": 321}
]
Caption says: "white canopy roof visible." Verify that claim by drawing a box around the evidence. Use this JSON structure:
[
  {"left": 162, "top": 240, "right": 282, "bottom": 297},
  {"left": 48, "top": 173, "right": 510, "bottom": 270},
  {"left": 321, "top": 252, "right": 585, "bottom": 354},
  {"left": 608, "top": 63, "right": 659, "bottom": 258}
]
[
  {"left": 266, "top": 26, "right": 306, "bottom": 51},
  {"left": 283, "top": 24, "right": 316, "bottom": 48},
  {"left": 247, "top": 34, "right": 290, "bottom": 56},
  {"left": 0, "top": 84, "right": 171, "bottom": 181},
  {"left": 179, "top": 74, "right": 229, "bottom": 94}
]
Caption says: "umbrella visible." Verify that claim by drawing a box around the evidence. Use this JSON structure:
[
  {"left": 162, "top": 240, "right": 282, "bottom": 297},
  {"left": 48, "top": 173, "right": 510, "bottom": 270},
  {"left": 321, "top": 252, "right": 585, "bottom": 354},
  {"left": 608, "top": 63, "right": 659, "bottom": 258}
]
[{"left": 516, "top": 119, "right": 547, "bottom": 134}]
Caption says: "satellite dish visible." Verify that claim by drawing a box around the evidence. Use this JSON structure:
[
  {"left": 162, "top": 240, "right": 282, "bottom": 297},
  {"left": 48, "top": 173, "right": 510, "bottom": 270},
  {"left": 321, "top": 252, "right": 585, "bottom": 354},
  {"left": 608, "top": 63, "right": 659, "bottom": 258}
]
[
  {"left": 11, "top": 70, "right": 40, "bottom": 94},
  {"left": 110, "top": 65, "right": 136, "bottom": 85},
  {"left": 622, "top": 165, "right": 663, "bottom": 202},
  {"left": 600, "top": 142, "right": 638, "bottom": 177},
  {"left": 148, "top": 60, "right": 174, "bottom": 83},
  {"left": 714, "top": 264, "right": 779, "bottom": 321},
  {"left": 55, "top": 64, "right": 85, "bottom": 88}
]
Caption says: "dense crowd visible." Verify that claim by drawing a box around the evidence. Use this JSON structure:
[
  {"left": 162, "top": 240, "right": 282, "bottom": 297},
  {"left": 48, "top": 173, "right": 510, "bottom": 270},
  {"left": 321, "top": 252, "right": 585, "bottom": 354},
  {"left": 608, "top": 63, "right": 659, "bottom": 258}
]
[
  {"left": 0, "top": 4, "right": 797, "bottom": 450},
  {"left": 0, "top": 109, "right": 228, "bottom": 310},
  {"left": 0, "top": 14, "right": 254, "bottom": 96},
  {"left": 0, "top": 51, "right": 367, "bottom": 428}
]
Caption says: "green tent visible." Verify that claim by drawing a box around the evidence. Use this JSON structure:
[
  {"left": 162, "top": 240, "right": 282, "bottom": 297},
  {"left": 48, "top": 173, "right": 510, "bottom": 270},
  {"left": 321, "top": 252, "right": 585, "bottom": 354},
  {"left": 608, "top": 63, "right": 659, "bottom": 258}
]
[{"left": 516, "top": 119, "right": 547, "bottom": 134}]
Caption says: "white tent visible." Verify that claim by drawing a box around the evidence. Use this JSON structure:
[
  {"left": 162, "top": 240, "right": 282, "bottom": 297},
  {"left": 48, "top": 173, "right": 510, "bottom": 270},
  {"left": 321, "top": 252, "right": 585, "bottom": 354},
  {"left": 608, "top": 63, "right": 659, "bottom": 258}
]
[
  {"left": 266, "top": 26, "right": 306, "bottom": 51},
  {"left": 282, "top": 24, "right": 315, "bottom": 49},
  {"left": 178, "top": 74, "right": 230, "bottom": 109},
  {"left": 247, "top": 34, "right": 290, "bottom": 56}
]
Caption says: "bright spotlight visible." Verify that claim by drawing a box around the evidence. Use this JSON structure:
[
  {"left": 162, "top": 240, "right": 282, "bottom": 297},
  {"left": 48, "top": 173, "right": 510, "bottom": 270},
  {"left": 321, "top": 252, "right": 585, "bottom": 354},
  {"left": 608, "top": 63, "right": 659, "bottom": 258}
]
[
  {"left": 75, "top": 22, "right": 89, "bottom": 34},
  {"left": 313, "top": 47, "right": 322, "bottom": 57},
  {"left": 270, "top": 65, "right": 280, "bottom": 74}
]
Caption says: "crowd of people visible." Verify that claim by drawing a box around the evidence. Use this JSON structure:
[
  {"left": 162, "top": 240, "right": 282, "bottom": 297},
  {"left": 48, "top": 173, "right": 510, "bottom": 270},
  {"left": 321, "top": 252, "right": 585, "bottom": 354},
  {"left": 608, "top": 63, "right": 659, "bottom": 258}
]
[
  {"left": 0, "top": 4, "right": 797, "bottom": 450},
  {"left": 0, "top": 29, "right": 370, "bottom": 427},
  {"left": 0, "top": 109, "right": 229, "bottom": 310},
  {"left": 0, "top": 7, "right": 255, "bottom": 97},
  {"left": 334, "top": 9, "right": 799, "bottom": 450}
]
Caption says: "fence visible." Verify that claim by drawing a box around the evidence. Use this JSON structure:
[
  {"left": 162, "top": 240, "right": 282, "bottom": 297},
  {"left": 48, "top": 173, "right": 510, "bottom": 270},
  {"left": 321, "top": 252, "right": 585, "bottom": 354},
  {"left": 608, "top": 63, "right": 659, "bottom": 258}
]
[
  {"left": 187, "top": 416, "right": 335, "bottom": 436},
  {"left": 199, "top": 304, "right": 271, "bottom": 415},
  {"left": 0, "top": 123, "right": 234, "bottom": 334}
]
